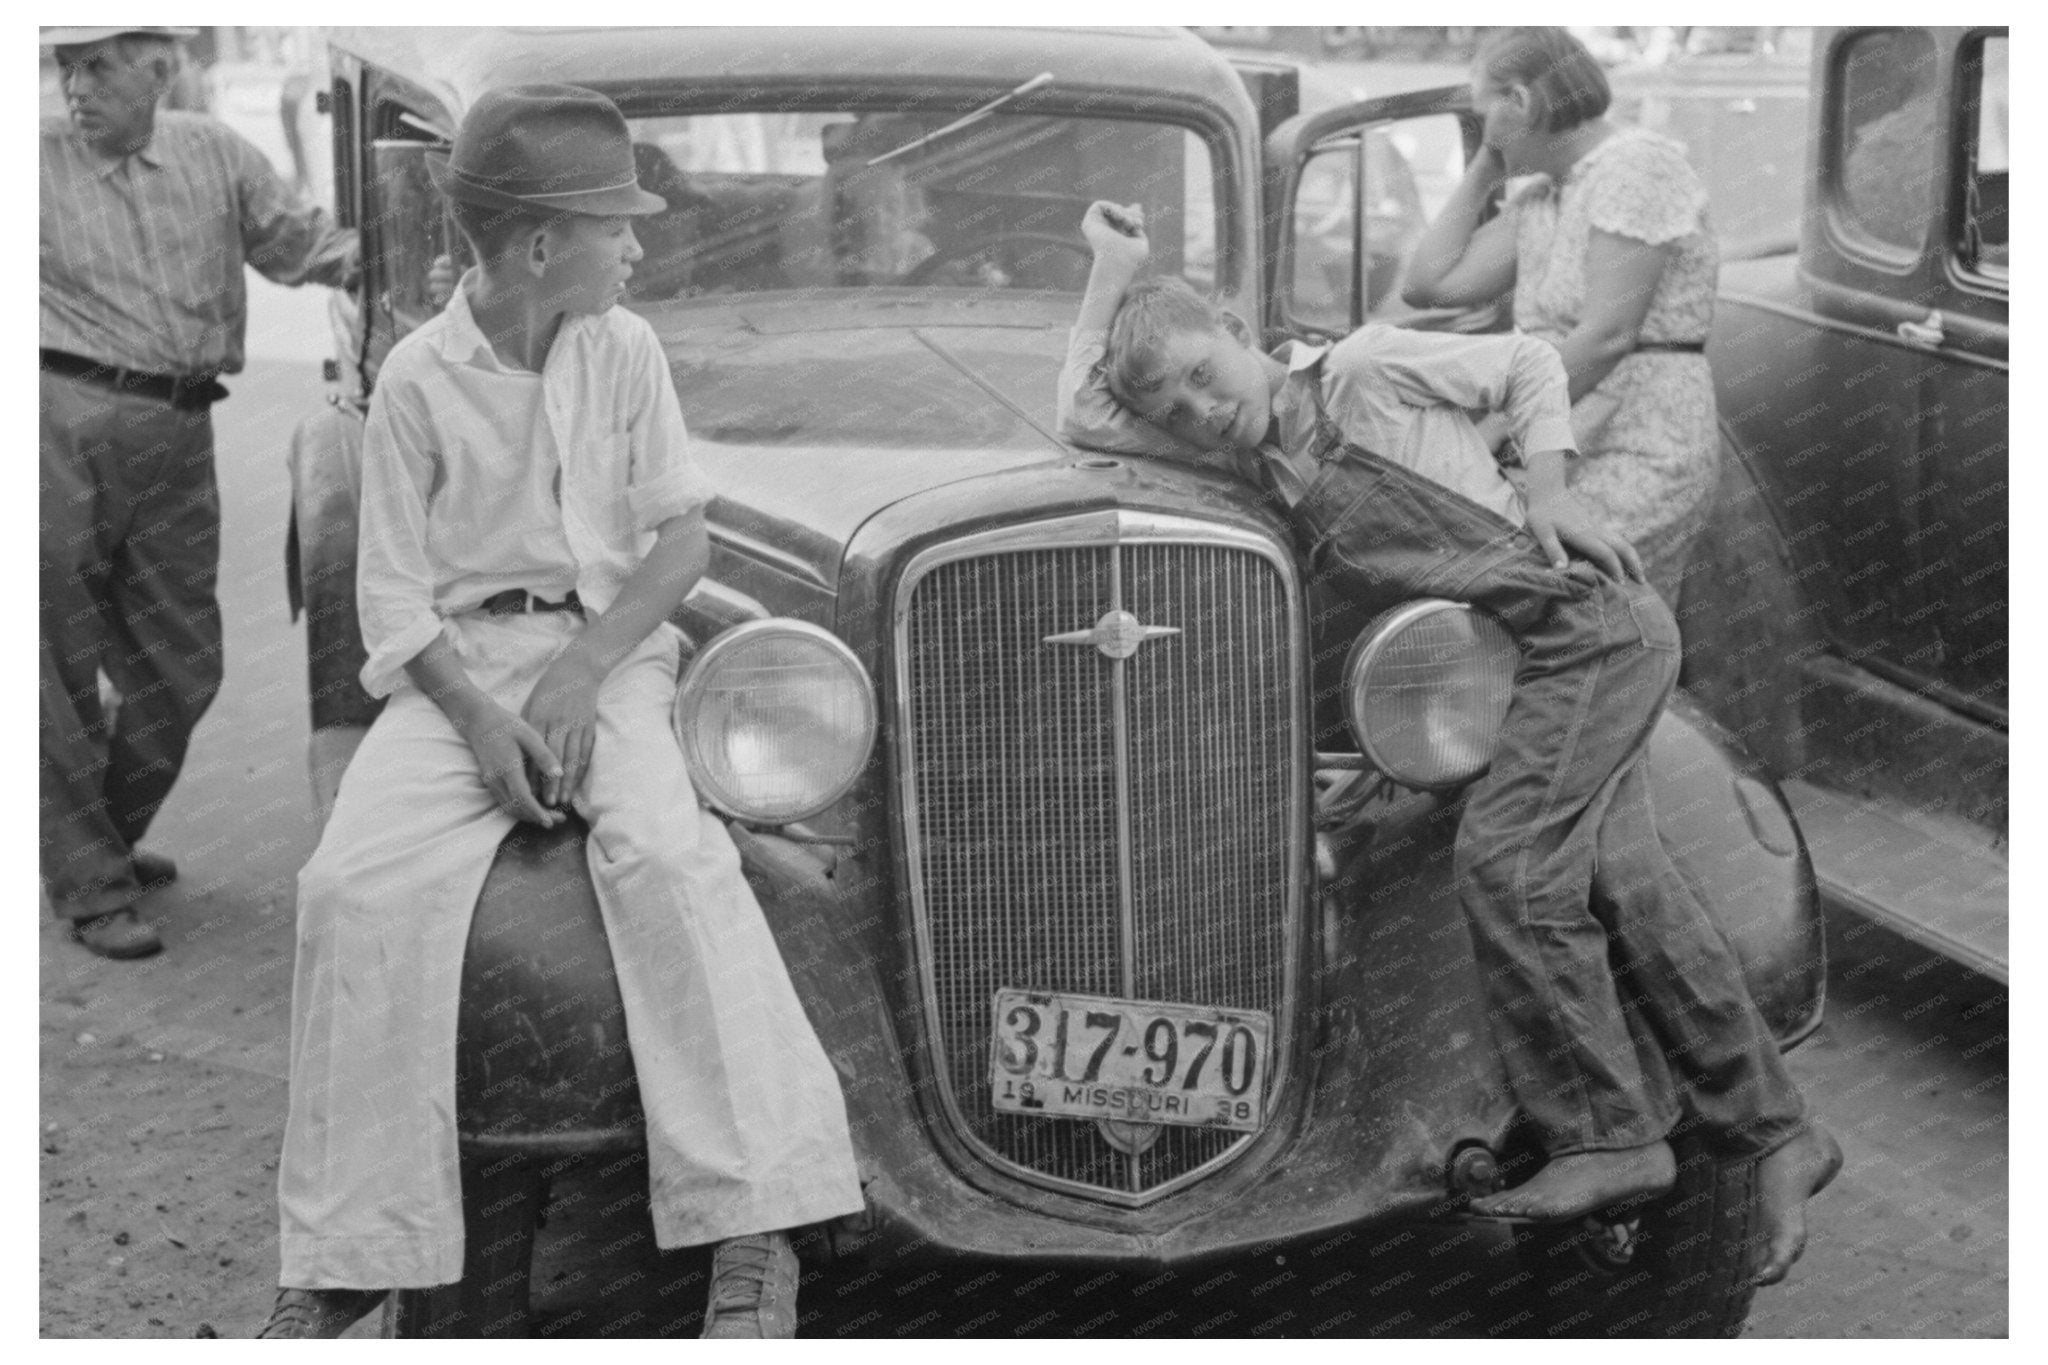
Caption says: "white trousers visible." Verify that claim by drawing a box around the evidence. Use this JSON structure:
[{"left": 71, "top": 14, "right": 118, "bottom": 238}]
[{"left": 278, "top": 614, "right": 863, "bottom": 1288}]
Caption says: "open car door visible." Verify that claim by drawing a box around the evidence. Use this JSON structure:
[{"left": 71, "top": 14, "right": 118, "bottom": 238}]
[
  {"left": 362, "top": 131, "right": 470, "bottom": 389},
  {"left": 1260, "top": 85, "right": 1484, "bottom": 346}
]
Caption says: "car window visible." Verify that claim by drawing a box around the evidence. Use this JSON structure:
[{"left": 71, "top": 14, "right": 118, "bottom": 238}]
[
  {"left": 361, "top": 100, "right": 468, "bottom": 380},
  {"left": 1289, "top": 138, "right": 1358, "bottom": 334},
  {"left": 1961, "top": 32, "right": 2008, "bottom": 277},
  {"left": 1835, "top": 29, "right": 1940, "bottom": 256},
  {"left": 367, "top": 139, "right": 458, "bottom": 341},
  {"left": 620, "top": 108, "right": 1219, "bottom": 302},
  {"left": 1286, "top": 112, "right": 1458, "bottom": 335}
]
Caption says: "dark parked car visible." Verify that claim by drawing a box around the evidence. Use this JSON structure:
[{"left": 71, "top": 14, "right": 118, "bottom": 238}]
[
  {"left": 284, "top": 25, "right": 1823, "bottom": 1337},
  {"left": 1678, "top": 26, "right": 2008, "bottom": 983}
]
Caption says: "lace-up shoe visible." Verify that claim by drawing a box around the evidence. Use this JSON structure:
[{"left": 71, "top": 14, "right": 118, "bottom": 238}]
[
  {"left": 256, "top": 1287, "right": 387, "bottom": 1339},
  {"left": 700, "top": 1231, "right": 799, "bottom": 1338}
]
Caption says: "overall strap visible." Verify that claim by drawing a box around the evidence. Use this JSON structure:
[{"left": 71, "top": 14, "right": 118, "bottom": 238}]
[{"left": 1298, "top": 349, "right": 1370, "bottom": 467}]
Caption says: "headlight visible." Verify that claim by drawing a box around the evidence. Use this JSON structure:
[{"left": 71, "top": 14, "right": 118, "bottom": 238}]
[
  {"left": 1342, "top": 601, "right": 1517, "bottom": 789},
  {"left": 672, "top": 619, "right": 877, "bottom": 823}
]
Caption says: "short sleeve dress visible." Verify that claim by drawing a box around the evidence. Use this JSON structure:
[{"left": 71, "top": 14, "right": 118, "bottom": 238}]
[{"left": 1509, "top": 128, "right": 1720, "bottom": 604}]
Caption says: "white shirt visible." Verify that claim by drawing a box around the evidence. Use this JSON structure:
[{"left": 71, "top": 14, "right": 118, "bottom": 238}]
[
  {"left": 1057, "top": 323, "right": 1579, "bottom": 529},
  {"left": 356, "top": 274, "right": 712, "bottom": 697}
]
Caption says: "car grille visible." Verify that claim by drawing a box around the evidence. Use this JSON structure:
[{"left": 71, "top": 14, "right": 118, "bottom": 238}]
[{"left": 895, "top": 514, "right": 1303, "bottom": 1203}]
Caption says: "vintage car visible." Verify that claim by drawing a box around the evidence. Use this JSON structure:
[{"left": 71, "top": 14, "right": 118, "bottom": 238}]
[
  {"left": 1678, "top": 26, "right": 2008, "bottom": 984},
  {"left": 284, "top": 25, "right": 1823, "bottom": 1337}
]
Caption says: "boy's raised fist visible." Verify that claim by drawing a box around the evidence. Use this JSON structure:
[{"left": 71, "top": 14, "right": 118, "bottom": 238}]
[{"left": 1082, "top": 201, "right": 1150, "bottom": 268}]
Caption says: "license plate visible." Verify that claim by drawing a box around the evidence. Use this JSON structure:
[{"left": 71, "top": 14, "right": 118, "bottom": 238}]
[{"left": 988, "top": 988, "right": 1271, "bottom": 1133}]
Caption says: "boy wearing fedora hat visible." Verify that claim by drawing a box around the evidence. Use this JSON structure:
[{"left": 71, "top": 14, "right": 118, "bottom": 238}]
[{"left": 262, "top": 85, "right": 863, "bottom": 1339}]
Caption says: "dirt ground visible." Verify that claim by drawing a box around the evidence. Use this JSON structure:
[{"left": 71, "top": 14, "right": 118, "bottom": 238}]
[{"left": 38, "top": 755, "right": 308, "bottom": 1338}]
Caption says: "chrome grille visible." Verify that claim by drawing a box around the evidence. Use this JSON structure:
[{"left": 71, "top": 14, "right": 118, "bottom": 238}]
[{"left": 896, "top": 514, "right": 1303, "bottom": 1203}]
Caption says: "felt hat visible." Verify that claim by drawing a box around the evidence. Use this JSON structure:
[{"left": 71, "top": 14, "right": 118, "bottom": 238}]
[
  {"left": 426, "top": 84, "right": 665, "bottom": 217},
  {"left": 41, "top": 27, "right": 199, "bottom": 47}
]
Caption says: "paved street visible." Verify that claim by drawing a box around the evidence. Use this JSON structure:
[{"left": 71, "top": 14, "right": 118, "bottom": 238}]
[{"left": 38, "top": 45, "right": 2005, "bottom": 1340}]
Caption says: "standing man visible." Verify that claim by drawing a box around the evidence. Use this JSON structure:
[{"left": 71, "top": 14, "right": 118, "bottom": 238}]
[{"left": 40, "top": 26, "right": 358, "bottom": 958}]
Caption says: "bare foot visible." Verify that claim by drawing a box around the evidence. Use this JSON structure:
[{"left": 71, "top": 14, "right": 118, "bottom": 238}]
[
  {"left": 1467, "top": 1140, "right": 1676, "bottom": 1222},
  {"left": 1752, "top": 1125, "right": 1843, "bottom": 1286}
]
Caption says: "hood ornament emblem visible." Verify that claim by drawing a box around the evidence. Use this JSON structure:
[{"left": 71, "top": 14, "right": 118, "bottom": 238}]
[{"left": 1043, "top": 609, "right": 1181, "bottom": 660}]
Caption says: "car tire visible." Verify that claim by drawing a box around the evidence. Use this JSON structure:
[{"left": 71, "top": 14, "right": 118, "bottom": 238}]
[{"left": 1512, "top": 1136, "right": 1758, "bottom": 1338}]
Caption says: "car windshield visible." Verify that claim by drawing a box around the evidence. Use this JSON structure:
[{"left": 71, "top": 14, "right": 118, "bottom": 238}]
[{"left": 611, "top": 107, "right": 1219, "bottom": 301}]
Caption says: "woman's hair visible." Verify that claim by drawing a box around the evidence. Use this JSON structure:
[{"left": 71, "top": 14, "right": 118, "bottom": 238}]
[
  {"left": 1103, "top": 275, "right": 1232, "bottom": 402},
  {"left": 1476, "top": 27, "right": 1611, "bottom": 133}
]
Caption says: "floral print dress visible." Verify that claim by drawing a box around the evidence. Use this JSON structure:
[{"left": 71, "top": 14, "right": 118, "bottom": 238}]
[{"left": 1508, "top": 127, "right": 1720, "bottom": 604}]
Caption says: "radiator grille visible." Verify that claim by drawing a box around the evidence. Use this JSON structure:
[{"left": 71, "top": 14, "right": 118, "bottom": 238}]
[{"left": 899, "top": 527, "right": 1300, "bottom": 1201}]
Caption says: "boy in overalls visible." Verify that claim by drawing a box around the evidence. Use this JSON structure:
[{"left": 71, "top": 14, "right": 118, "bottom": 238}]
[
  {"left": 260, "top": 86, "right": 862, "bottom": 1337},
  {"left": 1059, "top": 202, "right": 1837, "bottom": 1287}
]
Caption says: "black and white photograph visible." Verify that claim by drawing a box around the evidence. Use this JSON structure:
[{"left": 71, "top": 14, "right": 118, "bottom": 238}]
[{"left": 36, "top": 19, "right": 2011, "bottom": 1339}]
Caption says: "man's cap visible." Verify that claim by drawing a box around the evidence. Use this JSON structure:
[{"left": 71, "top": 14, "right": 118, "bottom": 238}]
[
  {"left": 426, "top": 84, "right": 665, "bottom": 218},
  {"left": 42, "top": 27, "right": 198, "bottom": 47}
]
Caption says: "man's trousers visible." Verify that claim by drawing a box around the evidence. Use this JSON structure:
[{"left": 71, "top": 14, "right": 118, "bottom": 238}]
[
  {"left": 277, "top": 614, "right": 865, "bottom": 1288},
  {"left": 39, "top": 371, "right": 223, "bottom": 921}
]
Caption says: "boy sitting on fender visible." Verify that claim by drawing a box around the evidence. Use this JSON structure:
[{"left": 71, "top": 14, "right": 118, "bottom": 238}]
[
  {"left": 261, "top": 86, "right": 862, "bottom": 1338},
  {"left": 1059, "top": 201, "right": 1837, "bottom": 1287}
]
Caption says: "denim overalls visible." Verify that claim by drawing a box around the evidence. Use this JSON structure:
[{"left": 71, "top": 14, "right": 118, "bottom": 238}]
[{"left": 1274, "top": 358, "right": 1805, "bottom": 1161}]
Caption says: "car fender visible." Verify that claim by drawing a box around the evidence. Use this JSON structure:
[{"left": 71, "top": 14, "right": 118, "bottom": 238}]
[
  {"left": 1646, "top": 696, "right": 1825, "bottom": 1046},
  {"left": 1674, "top": 424, "right": 1827, "bottom": 781},
  {"left": 285, "top": 400, "right": 382, "bottom": 735},
  {"left": 1324, "top": 691, "right": 1824, "bottom": 1053}
]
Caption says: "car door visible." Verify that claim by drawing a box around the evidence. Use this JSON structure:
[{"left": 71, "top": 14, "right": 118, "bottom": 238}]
[
  {"left": 1260, "top": 86, "right": 1481, "bottom": 347},
  {"left": 1930, "top": 29, "right": 2009, "bottom": 715},
  {"left": 1785, "top": 27, "right": 2008, "bottom": 717},
  {"left": 355, "top": 74, "right": 464, "bottom": 389}
]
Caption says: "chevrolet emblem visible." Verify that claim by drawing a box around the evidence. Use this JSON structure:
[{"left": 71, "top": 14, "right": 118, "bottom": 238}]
[{"left": 1043, "top": 609, "right": 1182, "bottom": 660}]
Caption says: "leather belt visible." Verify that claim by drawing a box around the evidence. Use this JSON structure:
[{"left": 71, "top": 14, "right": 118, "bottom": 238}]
[
  {"left": 478, "top": 588, "right": 584, "bottom": 616},
  {"left": 1633, "top": 341, "right": 1707, "bottom": 354},
  {"left": 40, "top": 347, "right": 229, "bottom": 410}
]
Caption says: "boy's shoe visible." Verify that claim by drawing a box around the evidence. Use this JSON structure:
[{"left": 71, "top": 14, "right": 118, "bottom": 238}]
[
  {"left": 69, "top": 907, "right": 161, "bottom": 960},
  {"left": 700, "top": 1231, "right": 799, "bottom": 1339},
  {"left": 131, "top": 849, "right": 178, "bottom": 890},
  {"left": 256, "top": 1287, "right": 388, "bottom": 1339}
]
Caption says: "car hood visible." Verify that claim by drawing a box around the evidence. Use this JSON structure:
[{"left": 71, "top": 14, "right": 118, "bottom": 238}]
[{"left": 645, "top": 292, "right": 1081, "bottom": 590}]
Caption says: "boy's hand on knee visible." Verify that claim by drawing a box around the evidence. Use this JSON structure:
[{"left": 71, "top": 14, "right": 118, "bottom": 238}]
[
  {"left": 1524, "top": 489, "right": 1646, "bottom": 583},
  {"left": 452, "top": 698, "right": 562, "bottom": 825},
  {"left": 1521, "top": 450, "right": 1647, "bottom": 583},
  {"left": 522, "top": 655, "right": 603, "bottom": 809}
]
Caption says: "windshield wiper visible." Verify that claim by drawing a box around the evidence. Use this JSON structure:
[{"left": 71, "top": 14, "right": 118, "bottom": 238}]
[{"left": 866, "top": 72, "right": 1055, "bottom": 167}]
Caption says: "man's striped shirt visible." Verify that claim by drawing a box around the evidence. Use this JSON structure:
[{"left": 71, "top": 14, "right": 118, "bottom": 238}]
[{"left": 40, "top": 111, "right": 356, "bottom": 376}]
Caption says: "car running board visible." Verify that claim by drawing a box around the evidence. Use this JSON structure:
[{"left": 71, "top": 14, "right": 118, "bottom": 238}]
[{"left": 1781, "top": 778, "right": 2008, "bottom": 984}]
